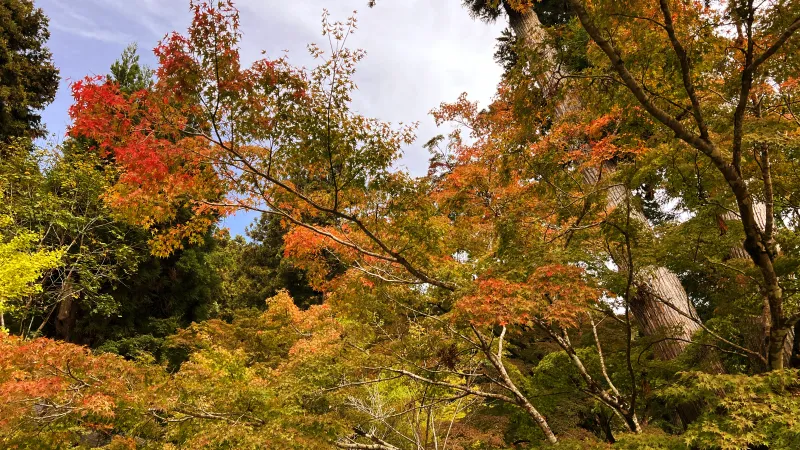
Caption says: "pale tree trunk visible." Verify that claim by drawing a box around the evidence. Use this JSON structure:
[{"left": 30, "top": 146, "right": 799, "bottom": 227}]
[
  {"left": 506, "top": 7, "right": 552, "bottom": 63},
  {"left": 508, "top": 5, "right": 718, "bottom": 368},
  {"left": 603, "top": 169, "right": 723, "bottom": 425},
  {"left": 629, "top": 268, "right": 702, "bottom": 360},
  {"left": 585, "top": 167, "right": 722, "bottom": 372},
  {"left": 506, "top": 6, "right": 576, "bottom": 118},
  {"left": 506, "top": 3, "right": 718, "bottom": 427}
]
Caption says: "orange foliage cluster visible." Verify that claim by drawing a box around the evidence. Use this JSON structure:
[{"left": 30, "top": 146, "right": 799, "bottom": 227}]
[
  {"left": 531, "top": 109, "right": 647, "bottom": 168},
  {"left": 456, "top": 265, "right": 600, "bottom": 328},
  {"left": 263, "top": 291, "right": 342, "bottom": 373},
  {"left": 0, "top": 333, "right": 157, "bottom": 440},
  {"left": 67, "top": 0, "right": 305, "bottom": 255},
  {"left": 68, "top": 77, "right": 222, "bottom": 231}
]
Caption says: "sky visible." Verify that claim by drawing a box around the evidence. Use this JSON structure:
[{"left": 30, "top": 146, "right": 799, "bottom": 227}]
[{"left": 37, "top": 0, "right": 505, "bottom": 236}]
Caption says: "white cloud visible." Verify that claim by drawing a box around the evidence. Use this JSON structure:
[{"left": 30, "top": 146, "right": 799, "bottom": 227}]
[
  {"left": 50, "top": 21, "right": 134, "bottom": 44},
  {"left": 234, "top": 0, "right": 504, "bottom": 174},
  {"left": 44, "top": 0, "right": 134, "bottom": 44},
  {"left": 43, "top": 0, "right": 503, "bottom": 174}
]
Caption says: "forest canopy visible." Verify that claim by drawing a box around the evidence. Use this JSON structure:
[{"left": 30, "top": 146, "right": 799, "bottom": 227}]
[{"left": 2, "top": 0, "right": 800, "bottom": 448}]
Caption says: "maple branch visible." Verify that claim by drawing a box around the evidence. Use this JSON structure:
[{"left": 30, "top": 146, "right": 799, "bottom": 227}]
[
  {"left": 496, "top": 325, "right": 506, "bottom": 363},
  {"left": 783, "top": 95, "right": 800, "bottom": 127},
  {"left": 202, "top": 200, "right": 397, "bottom": 263},
  {"left": 375, "top": 392, "right": 471, "bottom": 421},
  {"left": 352, "top": 261, "right": 424, "bottom": 285},
  {"left": 320, "top": 375, "right": 403, "bottom": 393},
  {"left": 733, "top": 9, "right": 800, "bottom": 173},
  {"left": 363, "top": 367, "right": 515, "bottom": 403},
  {"left": 617, "top": 198, "right": 638, "bottom": 413},
  {"left": 335, "top": 441, "right": 398, "bottom": 450},
  {"left": 759, "top": 145, "right": 774, "bottom": 240},
  {"left": 588, "top": 313, "right": 621, "bottom": 398},
  {"left": 732, "top": 0, "right": 756, "bottom": 174},
  {"left": 749, "top": 15, "right": 800, "bottom": 76},
  {"left": 704, "top": 257, "right": 757, "bottom": 281},
  {"left": 658, "top": 0, "right": 709, "bottom": 140},
  {"left": 469, "top": 325, "right": 558, "bottom": 443},
  {"left": 567, "top": 0, "right": 723, "bottom": 168},
  {"left": 191, "top": 128, "right": 456, "bottom": 291},
  {"left": 533, "top": 319, "right": 640, "bottom": 433},
  {"left": 390, "top": 300, "right": 479, "bottom": 347},
  {"left": 148, "top": 408, "right": 192, "bottom": 423},
  {"left": 336, "top": 427, "right": 399, "bottom": 450},
  {"left": 608, "top": 12, "right": 665, "bottom": 29},
  {"left": 640, "top": 336, "right": 756, "bottom": 361}
]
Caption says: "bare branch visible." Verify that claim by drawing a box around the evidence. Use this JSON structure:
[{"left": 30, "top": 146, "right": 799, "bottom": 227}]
[
  {"left": 588, "top": 313, "right": 621, "bottom": 398},
  {"left": 362, "top": 367, "right": 515, "bottom": 403}
]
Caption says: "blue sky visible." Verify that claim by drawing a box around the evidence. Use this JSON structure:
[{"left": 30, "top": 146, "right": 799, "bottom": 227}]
[{"left": 38, "top": 0, "right": 504, "bottom": 236}]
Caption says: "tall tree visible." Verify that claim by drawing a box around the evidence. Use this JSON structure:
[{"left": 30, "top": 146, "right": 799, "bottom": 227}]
[
  {"left": 458, "top": 0, "right": 713, "bottom": 376},
  {"left": 213, "top": 214, "right": 322, "bottom": 313},
  {"left": 0, "top": 0, "right": 59, "bottom": 142},
  {"left": 560, "top": 0, "right": 800, "bottom": 370}
]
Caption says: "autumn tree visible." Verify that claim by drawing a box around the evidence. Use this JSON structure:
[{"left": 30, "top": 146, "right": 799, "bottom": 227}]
[
  {"left": 549, "top": 0, "right": 800, "bottom": 370},
  {"left": 58, "top": 0, "right": 800, "bottom": 447},
  {"left": 0, "top": 44, "right": 223, "bottom": 352},
  {"left": 66, "top": 1, "right": 647, "bottom": 444}
]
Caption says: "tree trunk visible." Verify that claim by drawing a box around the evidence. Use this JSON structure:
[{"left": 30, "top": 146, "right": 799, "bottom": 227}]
[
  {"left": 585, "top": 167, "right": 721, "bottom": 373},
  {"left": 54, "top": 297, "right": 76, "bottom": 341},
  {"left": 506, "top": 7, "right": 552, "bottom": 64},
  {"left": 629, "top": 268, "right": 701, "bottom": 360},
  {"left": 506, "top": 6, "right": 578, "bottom": 117},
  {"left": 723, "top": 204, "right": 794, "bottom": 367},
  {"left": 507, "top": 5, "right": 710, "bottom": 368}
]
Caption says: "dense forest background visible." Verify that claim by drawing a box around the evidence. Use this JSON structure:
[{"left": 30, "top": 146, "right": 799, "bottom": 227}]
[{"left": 2, "top": 0, "right": 800, "bottom": 448}]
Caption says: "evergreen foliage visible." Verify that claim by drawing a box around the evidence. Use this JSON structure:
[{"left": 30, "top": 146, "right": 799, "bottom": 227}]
[{"left": 0, "top": 0, "right": 58, "bottom": 141}]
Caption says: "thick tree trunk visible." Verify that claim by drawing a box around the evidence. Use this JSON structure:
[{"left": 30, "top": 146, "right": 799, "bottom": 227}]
[
  {"left": 586, "top": 167, "right": 721, "bottom": 371},
  {"left": 506, "top": 7, "right": 552, "bottom": 63},
  {"left": 506, "top": 7, "right": 578, "bottom": 117},
  {"left": 629, "top": 268, "right": 701, "bottom": 360},
  {"left": 507, "top": 6, "right": 710, "bottom": 369},
  {"left": 609, "top": 174, "right": 725, "bottom": 426},
  {"left": 608, "top": 181, "right": 699, "bottom": 360},
  {"left": 509, "top": 3, "right": 719, "bottom": 425}
]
